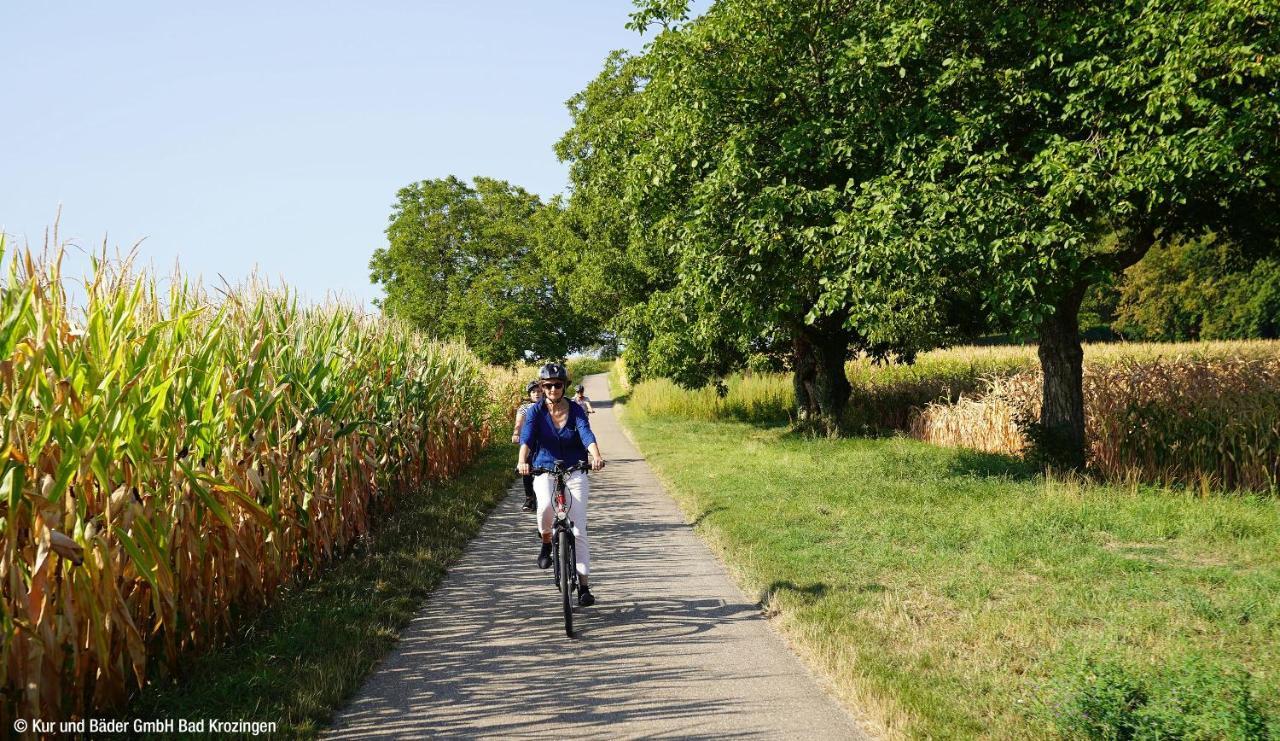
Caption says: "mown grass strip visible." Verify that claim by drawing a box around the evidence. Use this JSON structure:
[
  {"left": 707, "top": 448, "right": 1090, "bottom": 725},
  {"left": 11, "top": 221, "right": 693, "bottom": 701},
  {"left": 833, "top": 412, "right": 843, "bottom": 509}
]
[
  {"left": 618, "top": 409, "right": 1280, "bottom": 739},
  {"left": 126, "top": 444, "right": 515, "bottom": 737}
]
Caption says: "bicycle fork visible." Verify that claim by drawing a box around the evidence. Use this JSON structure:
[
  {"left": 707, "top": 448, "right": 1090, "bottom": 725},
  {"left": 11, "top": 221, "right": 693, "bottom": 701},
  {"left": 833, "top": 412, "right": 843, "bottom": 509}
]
[{"left": 553, "top": 521, "right": 577, "bottom": 592}]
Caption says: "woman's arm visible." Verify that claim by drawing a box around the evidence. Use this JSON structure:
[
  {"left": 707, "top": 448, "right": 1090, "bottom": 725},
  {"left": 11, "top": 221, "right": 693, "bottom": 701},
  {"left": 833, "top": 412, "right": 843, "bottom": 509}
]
[
  {"left": 512, "top": 407, "right": 526, "bottom": 444},
  {"left": 574, "top": 406, "right": 604, "bottom": 470},
  {"left": 518, "top": 405, "right": 538, "bottom": 474}
]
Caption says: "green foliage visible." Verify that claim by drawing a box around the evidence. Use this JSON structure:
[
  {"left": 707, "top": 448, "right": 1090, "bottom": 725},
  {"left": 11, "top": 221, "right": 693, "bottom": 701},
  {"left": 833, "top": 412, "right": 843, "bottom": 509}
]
[
  {"left": 565, "top": 356, "right": 611, "bottom": 380},
  {"left": 805, "top": 0, "right": 1280, "bottom": 464},
  {"left": 821, "top": 0, "right": 1280, "bottom": 325},
  {"left": 369, "top": 176, "right": 596, "bottom": 365},
  {"left": 1047, "top": 656, "right": 1274, "bottom": 740},
  {"left": 1116, "top": 237, "right": 1280, "bottom": 341},
  {"left": 562, "top": 0, "right": 1280, "bottom": 442},
  {"left": 557, "top": 0, "right": 976, "bottom": 420}
]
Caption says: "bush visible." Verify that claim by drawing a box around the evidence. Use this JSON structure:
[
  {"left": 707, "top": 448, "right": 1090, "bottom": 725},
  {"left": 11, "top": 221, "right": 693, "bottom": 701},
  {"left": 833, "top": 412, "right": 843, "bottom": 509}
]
[
  {"left": 1114, "top": 236, "right": 1280, "bottom": 342},
  {"left": 566, "top": 356, "right": 612, "bottom": 381},
  {"left": 1047, "top": 656, "right": 1274, "bottom": 740}
]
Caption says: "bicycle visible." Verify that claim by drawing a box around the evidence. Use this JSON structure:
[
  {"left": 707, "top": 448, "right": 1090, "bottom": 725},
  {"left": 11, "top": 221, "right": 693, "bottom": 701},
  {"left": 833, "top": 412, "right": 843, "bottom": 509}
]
[{"left": 528, "top": 459, "right": 591, "bottom": 637}]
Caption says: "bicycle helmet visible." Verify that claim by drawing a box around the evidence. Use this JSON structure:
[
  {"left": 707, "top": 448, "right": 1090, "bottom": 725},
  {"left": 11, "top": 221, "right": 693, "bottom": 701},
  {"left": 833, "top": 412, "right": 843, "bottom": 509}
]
[
  {"left": 575, "top": 384, "right": 585, "bottom": 394},
  {"left": 525, "top": 380, "right": 540, "bottom": 393},
  {"left": 538, "top": 363, "right": 568, "bottom": 382}
]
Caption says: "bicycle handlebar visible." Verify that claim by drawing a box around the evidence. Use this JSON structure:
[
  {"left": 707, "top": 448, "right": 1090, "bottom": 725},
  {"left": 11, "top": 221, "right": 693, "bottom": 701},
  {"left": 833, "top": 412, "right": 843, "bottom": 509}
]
[{"left": 527, "top": 461, "right": 593, "bottom": 476}]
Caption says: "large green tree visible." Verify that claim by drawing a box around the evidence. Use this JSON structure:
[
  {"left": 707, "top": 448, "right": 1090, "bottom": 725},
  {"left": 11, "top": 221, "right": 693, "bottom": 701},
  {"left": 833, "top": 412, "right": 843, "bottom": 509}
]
[
  {"left": 369, "top": 176, "right": 596, "bottom": 365},
  {"left": 820, "top": 0, "right": 1280, "bottom": 465},
  {"left": 557, "top": 1, "right": 983, "bottom": 427}
]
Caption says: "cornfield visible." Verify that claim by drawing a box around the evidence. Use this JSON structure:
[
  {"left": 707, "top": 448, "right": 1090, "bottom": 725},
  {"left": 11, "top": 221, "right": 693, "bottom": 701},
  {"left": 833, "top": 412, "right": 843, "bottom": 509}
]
[{"left": 0, "top": 239, "right": 504, "bottom": 722}]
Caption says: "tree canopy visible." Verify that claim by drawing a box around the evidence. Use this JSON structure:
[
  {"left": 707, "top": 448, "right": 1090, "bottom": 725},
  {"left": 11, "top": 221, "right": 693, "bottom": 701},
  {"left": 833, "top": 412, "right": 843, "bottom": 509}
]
[
  {"left": 1114, "top": 237, "right": 1280, "bottom": 341},
  {"left": 556, "top": 1, "right": 987, "bottom": 426},
  {"left": 814, "top": 0, "right": 1280, "bottom": 463},
  {"left": 555, "top": 0, "right": 1279, "bottom": 460},
  {"left": 369, "top": 176, "right": 597, "bottom": 365}
]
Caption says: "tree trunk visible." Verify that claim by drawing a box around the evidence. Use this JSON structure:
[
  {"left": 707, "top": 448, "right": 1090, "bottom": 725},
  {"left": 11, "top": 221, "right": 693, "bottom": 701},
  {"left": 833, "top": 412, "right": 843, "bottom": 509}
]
[
  {"left": 812, "top": 323, "right": 852, "bottom": 425},
  {"left": 792, "top": 333, "right": 819, "bottom": 421},
  {"left": 792, "top": 317, "right": 851, "bottom": 431},
  {"left": 1037, "top": 283, "right": 1088, "bottom": 470}
]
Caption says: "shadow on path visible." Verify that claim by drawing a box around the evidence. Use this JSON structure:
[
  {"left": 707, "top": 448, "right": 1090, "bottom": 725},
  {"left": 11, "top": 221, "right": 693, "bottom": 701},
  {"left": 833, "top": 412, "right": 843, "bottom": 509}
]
[{"left": 327, "top": 373, "right": 868, "bottom": 740}]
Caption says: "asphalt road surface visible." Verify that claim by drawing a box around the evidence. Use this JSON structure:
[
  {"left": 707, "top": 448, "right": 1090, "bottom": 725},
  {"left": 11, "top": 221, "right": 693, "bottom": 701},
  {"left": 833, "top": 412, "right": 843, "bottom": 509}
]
[{"left": 327, "top": 373, "right": 870, "bottom": 739}]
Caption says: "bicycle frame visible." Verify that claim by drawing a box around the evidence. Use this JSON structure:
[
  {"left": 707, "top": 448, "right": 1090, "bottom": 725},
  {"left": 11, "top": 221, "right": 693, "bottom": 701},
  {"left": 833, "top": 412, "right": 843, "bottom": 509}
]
[{"left": 529, "top": 460, "right": 590, "bottom": 636}]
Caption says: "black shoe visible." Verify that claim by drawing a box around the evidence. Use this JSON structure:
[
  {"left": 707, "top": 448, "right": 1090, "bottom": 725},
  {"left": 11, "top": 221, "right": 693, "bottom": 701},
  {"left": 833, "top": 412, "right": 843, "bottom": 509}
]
[
  {"left": 537, "top": 543, "right": 552, "bottom": 569},
  {"left": 521, "top": 497, "right": 535, "bottom": 513},
  {"left": 577, "top": 585, "right": 595, "bottom": 607}
]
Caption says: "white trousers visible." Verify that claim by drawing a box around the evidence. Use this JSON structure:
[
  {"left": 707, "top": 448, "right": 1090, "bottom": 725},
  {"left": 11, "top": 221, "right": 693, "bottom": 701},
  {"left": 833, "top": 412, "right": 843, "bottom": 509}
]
[{"left": 534, "top": 470, "right": 590, "bottom": 577}]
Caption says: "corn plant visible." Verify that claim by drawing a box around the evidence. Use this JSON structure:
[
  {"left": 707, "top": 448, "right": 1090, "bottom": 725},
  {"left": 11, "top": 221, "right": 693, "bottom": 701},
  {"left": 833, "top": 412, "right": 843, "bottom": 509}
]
[{"left": 0, "top": 239, "right": 505, "bottom": 722}]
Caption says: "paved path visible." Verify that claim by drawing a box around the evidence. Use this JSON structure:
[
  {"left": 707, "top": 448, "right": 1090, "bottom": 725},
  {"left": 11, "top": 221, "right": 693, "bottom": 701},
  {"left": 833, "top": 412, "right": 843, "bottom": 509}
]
[{"left": 327, "top": 374, "right": 869, "bottom": 739}]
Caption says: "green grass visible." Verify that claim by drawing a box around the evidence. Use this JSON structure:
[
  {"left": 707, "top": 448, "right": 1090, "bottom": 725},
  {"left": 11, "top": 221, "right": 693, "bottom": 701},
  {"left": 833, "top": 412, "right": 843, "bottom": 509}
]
[
  {"left": 125, "top": 443, "right": 516, "bottom": 737},
  {"left": 619, "top": 409, "right": 1280, "bottom": 738}
]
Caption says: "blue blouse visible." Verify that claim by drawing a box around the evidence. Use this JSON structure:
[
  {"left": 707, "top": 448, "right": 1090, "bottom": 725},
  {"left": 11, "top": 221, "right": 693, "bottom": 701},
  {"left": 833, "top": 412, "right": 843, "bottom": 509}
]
[{"left": 520, "top": 400, "right": 597, "bottom": 469}]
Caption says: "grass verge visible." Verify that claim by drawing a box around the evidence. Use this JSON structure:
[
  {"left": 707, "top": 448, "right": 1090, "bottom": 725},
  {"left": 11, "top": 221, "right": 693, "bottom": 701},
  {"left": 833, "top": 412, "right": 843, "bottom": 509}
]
[
  {"left": 125, "top": 443, "right": 516, "bottom": 737},
  {"left": 618, "top": 409, "right": 1280, "bottom": 738}
]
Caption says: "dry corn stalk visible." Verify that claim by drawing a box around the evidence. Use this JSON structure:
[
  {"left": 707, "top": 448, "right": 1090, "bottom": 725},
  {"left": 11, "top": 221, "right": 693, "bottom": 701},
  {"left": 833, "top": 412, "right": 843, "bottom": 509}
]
[{"left": 0, "top": 239, "right": 507, "bottom": 723}]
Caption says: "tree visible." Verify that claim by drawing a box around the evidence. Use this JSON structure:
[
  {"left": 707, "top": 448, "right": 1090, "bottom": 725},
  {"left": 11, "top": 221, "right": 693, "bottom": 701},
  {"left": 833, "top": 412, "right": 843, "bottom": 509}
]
[
  {"left": 563, "top": 0, "right": 1278, "bottom": 454},
  {"left": 557, "top": 1, "right": 980, "bottom": 428},
  {"left": 821, "top": 0, "right": 1280, "bottom": 466},
  {"left": 1115, "top": 236, "right": 1280, "bottom": 340},
  {"left": 369, "top": 176, "right": 597, "bottom": 365}
]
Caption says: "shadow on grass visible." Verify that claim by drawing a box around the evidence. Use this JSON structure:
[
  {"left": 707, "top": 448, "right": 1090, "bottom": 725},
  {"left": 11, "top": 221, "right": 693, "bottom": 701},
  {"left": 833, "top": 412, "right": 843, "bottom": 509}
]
[
  {"left": 690, "top": 505, "right": 727, "bottom": 527},
  {"left": 948, "top": 448, "right": 1040, "bottom": 481},
  {"left": 758, "top": 581, "right": 830, "bottom": 607}
]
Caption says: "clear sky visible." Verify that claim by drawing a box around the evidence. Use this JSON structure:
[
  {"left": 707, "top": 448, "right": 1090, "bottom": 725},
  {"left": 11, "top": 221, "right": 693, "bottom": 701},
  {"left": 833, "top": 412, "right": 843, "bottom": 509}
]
[{"left": 1, "top": 2, "right": 665, "bottom": 308}]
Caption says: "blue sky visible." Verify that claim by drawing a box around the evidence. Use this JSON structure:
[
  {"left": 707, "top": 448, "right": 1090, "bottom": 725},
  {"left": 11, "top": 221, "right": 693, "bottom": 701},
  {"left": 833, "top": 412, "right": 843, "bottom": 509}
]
[{"left": 1, "top": 2, "right": 669, "bottom": 308}]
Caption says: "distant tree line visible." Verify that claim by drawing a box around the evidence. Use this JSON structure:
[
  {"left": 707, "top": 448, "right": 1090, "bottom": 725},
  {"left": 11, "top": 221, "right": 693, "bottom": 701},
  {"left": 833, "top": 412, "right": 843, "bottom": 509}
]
[
  {"left": 371, "top": 0, "right": 1279, "bottom": 469},
  {"left": 1100, "top": 237, "right": 1280, "bottom": 342}
]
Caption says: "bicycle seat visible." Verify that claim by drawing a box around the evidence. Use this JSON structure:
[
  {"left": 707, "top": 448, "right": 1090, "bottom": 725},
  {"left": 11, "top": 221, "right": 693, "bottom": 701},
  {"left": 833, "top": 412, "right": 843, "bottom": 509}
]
[{"left": 553, "top": 459, "right": 565, "bottom": 469}]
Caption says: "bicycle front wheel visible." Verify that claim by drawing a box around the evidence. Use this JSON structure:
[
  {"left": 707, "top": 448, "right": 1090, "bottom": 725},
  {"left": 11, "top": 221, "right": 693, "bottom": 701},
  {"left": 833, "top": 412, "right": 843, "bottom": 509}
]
[{"left": 559, "top": 534, "right": 574, "bottom": 638}]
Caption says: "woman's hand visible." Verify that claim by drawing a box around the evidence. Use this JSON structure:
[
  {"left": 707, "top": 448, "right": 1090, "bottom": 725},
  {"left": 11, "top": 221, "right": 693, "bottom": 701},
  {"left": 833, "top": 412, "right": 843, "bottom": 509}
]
[
  {"left": 591, "top": 456, "right": 605, "bottom": 472},
  {"left": 517, "top": 461, "right": 531, "bottom": 476}
]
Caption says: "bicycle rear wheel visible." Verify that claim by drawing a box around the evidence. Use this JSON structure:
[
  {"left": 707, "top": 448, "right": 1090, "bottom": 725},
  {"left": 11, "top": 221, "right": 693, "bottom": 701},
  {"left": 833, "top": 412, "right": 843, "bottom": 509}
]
[{"left": 559, "top": 533, "right": 574, "bottom": 637}]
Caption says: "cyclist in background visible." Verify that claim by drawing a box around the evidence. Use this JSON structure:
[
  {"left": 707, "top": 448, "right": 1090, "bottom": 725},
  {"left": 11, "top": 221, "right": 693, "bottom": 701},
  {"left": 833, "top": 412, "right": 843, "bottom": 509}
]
[
  {"left": 517, "top": 363, "right": 605, "bottom": 607},
  {"left": 512, "top": 380, "right": 542, "bottom": 513},
  {"left": 572, "top": 384, "right": 595, "bottom": 414}
]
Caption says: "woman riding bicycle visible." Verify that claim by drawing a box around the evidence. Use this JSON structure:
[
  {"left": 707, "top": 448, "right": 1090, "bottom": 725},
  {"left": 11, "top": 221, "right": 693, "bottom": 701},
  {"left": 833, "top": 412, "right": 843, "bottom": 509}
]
[{"left": 517, "top": 363, "right": 606, "bottom": 607}]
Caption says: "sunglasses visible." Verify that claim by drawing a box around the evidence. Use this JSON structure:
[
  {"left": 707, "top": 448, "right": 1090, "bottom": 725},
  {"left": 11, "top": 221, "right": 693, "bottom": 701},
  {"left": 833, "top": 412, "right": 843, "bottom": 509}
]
[{"left": 541, "top": 382, "right": 564, "bottom": 390}]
